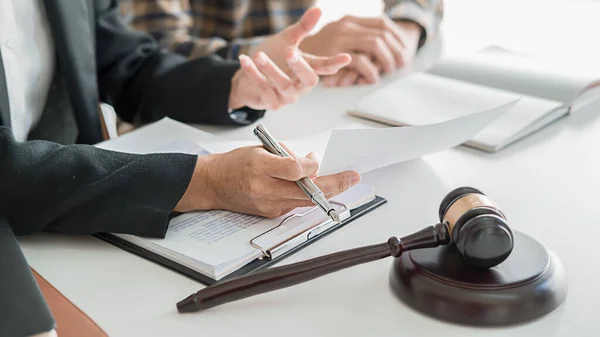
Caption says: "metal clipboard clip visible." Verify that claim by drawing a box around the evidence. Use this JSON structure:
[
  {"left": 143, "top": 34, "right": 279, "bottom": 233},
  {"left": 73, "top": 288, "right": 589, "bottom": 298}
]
[{"left": 249, "top": 201, "right": 349, "bottom": 260}]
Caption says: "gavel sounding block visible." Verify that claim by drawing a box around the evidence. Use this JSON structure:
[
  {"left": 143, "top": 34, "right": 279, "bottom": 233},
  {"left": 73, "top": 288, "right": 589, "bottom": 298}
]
[{"left": 390, "top": 230, "right": 567, "bottom": 326}]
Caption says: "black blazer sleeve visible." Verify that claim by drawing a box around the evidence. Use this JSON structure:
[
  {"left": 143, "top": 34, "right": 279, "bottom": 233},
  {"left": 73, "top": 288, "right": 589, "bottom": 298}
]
[
  {"left": 93, "top": 0, "right": 264, "bottom": 126},
  {"left": 0, "top": 127, "right": 196, "bottom": 238}
]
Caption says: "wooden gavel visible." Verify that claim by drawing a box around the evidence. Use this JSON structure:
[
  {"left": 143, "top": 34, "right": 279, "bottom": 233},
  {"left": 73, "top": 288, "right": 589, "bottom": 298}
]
[{"left": 176, "top": 187, "right": 514, "bottom": 313}]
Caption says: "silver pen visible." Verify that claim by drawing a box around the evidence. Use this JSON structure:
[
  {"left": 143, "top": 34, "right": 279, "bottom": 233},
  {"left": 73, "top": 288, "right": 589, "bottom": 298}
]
[{"left": 253, "top": 124, "right": 341, "bottom": 223}]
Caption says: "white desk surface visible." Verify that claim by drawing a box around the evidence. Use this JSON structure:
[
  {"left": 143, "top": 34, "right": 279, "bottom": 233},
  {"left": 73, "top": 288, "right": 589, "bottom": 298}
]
[
  {"left": 19, "top": 72, "right": 600, "bottom": 336},
  {"left": 17, "top": 0, "right": 600, "bottom": 334}
]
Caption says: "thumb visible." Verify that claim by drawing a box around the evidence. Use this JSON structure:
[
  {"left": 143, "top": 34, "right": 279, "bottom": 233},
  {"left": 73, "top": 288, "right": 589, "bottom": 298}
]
[
  {"left": 306, "top": 152, "right": 320, "bottom": 178},
  {"left": 302, "top": 53, "right": 352, "bottom": 76},
  {"left": 282, "top": 7, "right": 322, "bottom": 46}
]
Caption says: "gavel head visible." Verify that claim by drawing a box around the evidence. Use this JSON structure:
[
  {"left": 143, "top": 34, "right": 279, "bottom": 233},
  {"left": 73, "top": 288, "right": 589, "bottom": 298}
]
[{"left": 438, "top": 187, "right": 514, "bottom": 268}]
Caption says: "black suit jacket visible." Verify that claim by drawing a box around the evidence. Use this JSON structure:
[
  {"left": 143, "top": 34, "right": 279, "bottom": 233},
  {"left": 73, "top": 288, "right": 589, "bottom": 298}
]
[{"left": 0, "top": 0, "right": 264, "bottom": 237}]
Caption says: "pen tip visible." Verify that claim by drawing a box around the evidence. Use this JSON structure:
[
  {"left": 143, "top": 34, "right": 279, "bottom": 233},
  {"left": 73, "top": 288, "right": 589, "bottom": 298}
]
[{"left": 329, "top": 210, "right": 341, "bottom": 223}]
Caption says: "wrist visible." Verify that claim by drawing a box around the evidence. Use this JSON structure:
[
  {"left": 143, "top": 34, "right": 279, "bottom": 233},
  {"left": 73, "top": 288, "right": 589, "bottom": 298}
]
[
  {"left": 174, "top": 154, "right": 218, "bottom": 212},
  {"left": 228, "top": 70, "right": 245, "bottom": 111},
  {"left": 395, "top": 20, "right": 424, "bottom": 47},
  {"left": 396, "top": 20, "right": 421, "bottom": 37}
]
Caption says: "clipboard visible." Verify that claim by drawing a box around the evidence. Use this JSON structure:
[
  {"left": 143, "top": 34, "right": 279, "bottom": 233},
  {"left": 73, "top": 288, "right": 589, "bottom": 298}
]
[{"left": 96, "top": 194, "right": 386, "bottom": 286}]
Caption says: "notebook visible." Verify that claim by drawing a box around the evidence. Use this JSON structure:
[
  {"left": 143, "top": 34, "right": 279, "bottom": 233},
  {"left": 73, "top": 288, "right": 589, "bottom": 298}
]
[
  {"left": 95, "top": 119, "right": 385, "bottom": 284},
  {"left": 348, "top": 47, "right": 600, "bottom": 152}
]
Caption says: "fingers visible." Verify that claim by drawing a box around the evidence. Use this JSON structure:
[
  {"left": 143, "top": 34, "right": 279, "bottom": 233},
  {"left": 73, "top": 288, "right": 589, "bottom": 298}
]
[
  {"left": 343, "top": 21, "right": 404, "bottom": 69},
  {"left": 239, "top": 52, "right": 304, "bottom": 109},
  {"left": 349, "top": 53, "right": 379, "bottom": 84},
  {"left": 376, "top": 28, "right": 405, "bottom": 68},
  {"left": 239, "top": 54, "right": 269, "bottom": 86},
  {"left": 322, "top": 54, "right": 377, "bottom": 87},
  {"left": 336, "top": 70, "right": 360, "bottom": 87},
  {"left": 345, "top": 15, "right": 405, "bottom": 46},
  {"left": 351, "top": 35, "right": 395, "bottom": 73},
  {"left": 239, "top": 54, "right": 282, "bottom": 108},
  {"left": 282, "top": 7, "right": 322, "bottom": 46},
  {"left": 381, "top": 16, "right": 411, "bottom": 49},
  {"left": 306, "top": 152, "right": 319, "bottom": 178},
  {"left": 269, "top": 169, "right": 361, "bottom": 201},
  {"left": 266, "top": 153, "right": 320, "bottom": 181},
  {"left": 301, "top": 52, "right": 351, "bottom": 76},
  {"left": 266, "top": 168, "right": 361, "bottom": 203},
  {"left": 342, "top": 15, "right": 414, "bottom": 70},
  {"left": 254, "top": 52, "right": 295, "bottom": 95},
  {"left": 314, "top": 170, "right": 361, "bottom": 198},
  {"left": 286, "top": 51, "right": 320, "bottom": 89},
  {"left": 305, "top": 151, "right": 319, "bottom": 162},
  {"left": 322, "top": 69, "right": 360, "bottom": 88}
]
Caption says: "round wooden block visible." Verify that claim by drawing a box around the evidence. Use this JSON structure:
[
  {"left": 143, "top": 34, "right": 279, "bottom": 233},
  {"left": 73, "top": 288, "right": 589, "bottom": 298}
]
[{"left": 389, "top": 230, "right": 567, "bottom": 326}]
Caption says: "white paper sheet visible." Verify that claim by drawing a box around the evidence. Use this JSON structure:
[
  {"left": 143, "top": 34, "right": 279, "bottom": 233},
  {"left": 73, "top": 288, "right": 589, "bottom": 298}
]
[
  {"left": 198, "top": 100, "right": 517, "bottom": 176},
  {"left": 98, "top": 100, "right": 515, "bottom": 184},
  {"left": 198, "top": 129, "right": 333, "bottom": 159},
  {"left": 95, "top": 117, "right": 217, "bottom": 154},
  {"left": 318, "top": 99, "right": 518, "bottom": 175}
]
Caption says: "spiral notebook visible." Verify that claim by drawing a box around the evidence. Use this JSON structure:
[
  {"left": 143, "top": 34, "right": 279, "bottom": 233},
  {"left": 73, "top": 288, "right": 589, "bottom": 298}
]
[{"left": 95, "top": 119, "right": 385, "bottom": 284}]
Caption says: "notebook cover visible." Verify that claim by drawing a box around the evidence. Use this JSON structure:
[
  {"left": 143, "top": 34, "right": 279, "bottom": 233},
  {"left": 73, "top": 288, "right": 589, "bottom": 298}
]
[
  {"left": 32, "top": 269, "right": 108, "bottom": 337},
  {"left": 0, "top": 219, "right": 56, "bottom": 337},
  {"left": 96, "top": 196, "right": 387, "bottom": 285}
]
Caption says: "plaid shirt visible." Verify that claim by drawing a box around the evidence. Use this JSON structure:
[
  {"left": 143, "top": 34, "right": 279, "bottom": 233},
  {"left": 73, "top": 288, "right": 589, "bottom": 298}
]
[{"left": 121, "top": 0, "right": 443, "bottom": 60}]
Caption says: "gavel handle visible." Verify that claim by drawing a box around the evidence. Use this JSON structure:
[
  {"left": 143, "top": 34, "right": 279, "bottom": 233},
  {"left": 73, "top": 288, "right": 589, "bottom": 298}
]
[
  {"left": 176, "top": 223, "right": 449, "bottom": 313},
  {"left": 177, "top": 240, "right": 397, "bottom": 312}
]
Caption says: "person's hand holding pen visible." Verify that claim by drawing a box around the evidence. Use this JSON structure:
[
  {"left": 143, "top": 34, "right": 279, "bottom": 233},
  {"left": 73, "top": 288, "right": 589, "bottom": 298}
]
[{"left": 174, "top": 146, "right": 361, "bottom": 218}]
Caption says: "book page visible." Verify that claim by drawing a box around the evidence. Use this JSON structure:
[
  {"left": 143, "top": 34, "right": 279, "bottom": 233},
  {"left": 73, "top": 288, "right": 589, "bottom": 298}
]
[
  {"left": 140, "top": 211, "right": 279, "bottom": 268},
  {"left": 116, "top": 184, "right": 375, "bottom": 277},
  {"left": 427, "top": 48, "right": 600, "bottom": 105},
  {"left": 348, "top": 73, "right": 564, "bottom": 151}
]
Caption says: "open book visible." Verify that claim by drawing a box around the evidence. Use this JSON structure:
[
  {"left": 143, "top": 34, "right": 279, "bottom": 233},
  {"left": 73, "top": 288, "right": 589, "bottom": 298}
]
[
  {"left": 348, "top": 47, "right": 600, "bottom": 152},
  {"left": 95, "top": 118, "right": 385, "bottom": 284}
]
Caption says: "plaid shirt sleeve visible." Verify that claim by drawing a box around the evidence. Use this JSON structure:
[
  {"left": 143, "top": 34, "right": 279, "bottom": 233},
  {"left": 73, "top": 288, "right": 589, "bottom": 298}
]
[
  {"left": 121, "top": 0, "right": 261, "bottom": 60},
  {"left": 384, "top": 0, "right": 444, "bottom": 48}
]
